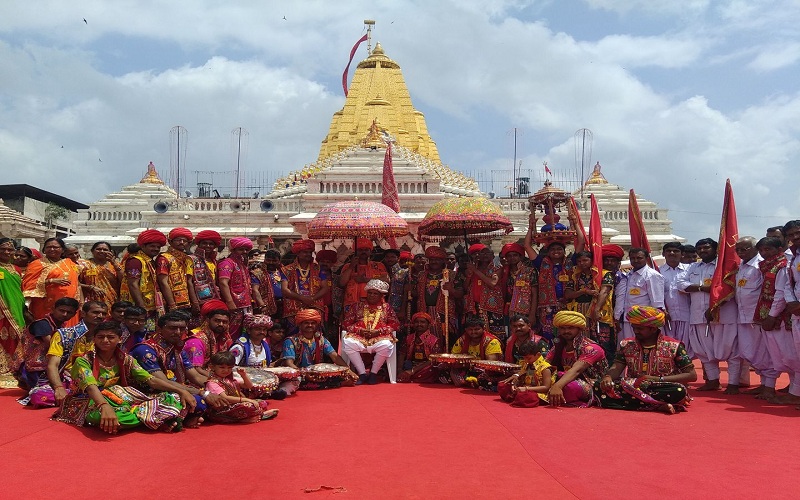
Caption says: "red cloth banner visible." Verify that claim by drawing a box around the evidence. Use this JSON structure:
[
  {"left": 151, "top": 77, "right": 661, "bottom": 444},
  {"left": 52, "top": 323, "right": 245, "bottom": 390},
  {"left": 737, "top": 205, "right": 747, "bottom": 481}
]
[
  {"left": 628, "top": 189, "right": 658, "bottom": 270},
  {"left": 342, "top": 34, "right": 369, "bottom": 97},
  {"left": 588, "top": 194, "right": 604, "bottom": 289},
  {"left": 381, "top": 142, "right": 400, "bottom": 213},
  {"left": 709, "top": 179, "right": 740, "bottom": 318}
]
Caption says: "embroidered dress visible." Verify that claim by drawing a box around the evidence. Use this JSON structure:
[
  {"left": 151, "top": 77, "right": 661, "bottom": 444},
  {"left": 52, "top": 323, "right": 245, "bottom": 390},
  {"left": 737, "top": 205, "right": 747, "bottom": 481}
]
[
  {"left": 0, "top": 262, "right": 24, "bottom": 387},
  {"left": 120, "top": 251, "right": 164, "bottom": 332},
  {"left": 156, "top": 249, "right": 194, "bottom": 309},
  {"left": 130, "top": 337, "right": 193, "bottom": 385},
  {"left": 342, "top": 261, "right": 389, "bottom": 310},
  {"left": 535, "top": 255, "right": 574, "bottom": 341},
  {"left": 467, "top": 264, "right": 506, "bottom": 341},
  {"left": 415, "top": 270, "right": 457, "bottom": 347},
  {"left": 183, "top": 326, "right": 233, "bottom": 369},
  {"left": 341, "top": 301, "right": 400, "bottom": 346},
  {"left": 282, "top": 334, "right": 344, "bottom": 389},
  {"left": 218, "top": 255, "right": 252, "bottom": 337},
  {"left": 204, "top": 373, "right": 270, "bottom": 423},
  {"left": 250, "top": 264, "right": 277, "bottom": 316},
  {"left": 27, "top": 321, "right": 91, "bottom": 407},
  {"left": 78, "top": 259, "right": 121, "bottom": 305},
  {"left": 282, "top": 262, "right": 326, "bottom": 322},
  {"left": 401, "top": 329, "right": 443, "bottom": 383},
  {"left": 190, "top": 254, "right": 219, "bottom": 305},
  {"left": 506, "top": 263, "right": 538, "bottom": 317}
]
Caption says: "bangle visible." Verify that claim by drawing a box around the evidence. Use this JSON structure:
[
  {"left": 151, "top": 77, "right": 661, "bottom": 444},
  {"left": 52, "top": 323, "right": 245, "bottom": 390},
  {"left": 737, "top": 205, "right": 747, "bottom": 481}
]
[
  {"left": 201, "top": 390, "right": 210, "bottom": 399},
  {"left": 96, "top": 401, "right": 108, "bottom": 409},
  {"left": 53, "top": 384, "right": 64, "bottom": 389},
  {"left": 659, "top": 376, "right": 664, "bottom": 382}
]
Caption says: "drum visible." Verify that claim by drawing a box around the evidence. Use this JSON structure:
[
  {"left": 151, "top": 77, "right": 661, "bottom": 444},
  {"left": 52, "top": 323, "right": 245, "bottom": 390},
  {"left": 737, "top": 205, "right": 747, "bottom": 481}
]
[
  {"left": 301, "top": 363, "right": 347, "bottom": 383},
  {"left": 241, "top": 367, "right": 279, "bottom": 393},
  {"left": 428, "top": 353, "right": 476, "bottom": 367},
  {"left": 470, "top": 359, "right": 519, "bottom": 376},
  {"left": 265, "top": 366, "right": 301, "bottom": 382}
]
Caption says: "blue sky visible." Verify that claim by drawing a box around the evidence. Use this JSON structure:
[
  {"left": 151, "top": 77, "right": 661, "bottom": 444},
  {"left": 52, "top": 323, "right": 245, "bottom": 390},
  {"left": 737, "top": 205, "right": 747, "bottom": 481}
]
[{"left": 2, "top": 0, "right": 800, "bottom": 242}]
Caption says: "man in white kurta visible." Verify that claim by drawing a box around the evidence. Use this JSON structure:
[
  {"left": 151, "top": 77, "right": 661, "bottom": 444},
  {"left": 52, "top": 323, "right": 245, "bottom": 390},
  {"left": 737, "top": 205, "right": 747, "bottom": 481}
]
[
  {"left": 614, "top": 248, "right": 665, "bottom": 341},
  {"left": 660, "top": 242, "right": 692, "bottom": 357},
  {"left": 677, "top": 239, "right": 740, "bottom": 392},
  {"left": 733, "top": 237, "right": 774, "bottom": 395},
  {"left": 765, "top": 221, "right": 800, "bottom": 405}
]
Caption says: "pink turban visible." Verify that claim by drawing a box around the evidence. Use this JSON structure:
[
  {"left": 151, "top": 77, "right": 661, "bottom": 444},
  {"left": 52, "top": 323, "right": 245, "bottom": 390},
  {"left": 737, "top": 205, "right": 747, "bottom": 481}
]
[
  {"left": 468, "top": 243, "right": 487, "bottom": 255},
  {"left": 626, "top": 305, "right": 665, "bottom": 328},
  {"left": 244, "top": 314, "right": 274, "bottom": 330},
  {"left": 292, "top": 239, "right": 315, "bottom": 254},
  {"left": 201, "top": 299, "right": 229, "bottom": 317},
  {"left": 425, "top": 246, "right": 447, "bottom": 259},
  {"left": 316, "top": 249, "right": 337, "bottom": 264},
  {"left": 602, "top": 244, "right": 625, "bottom": 259},
  {"left": 295, "top": 308, "right": 322, "bottom": 324},
  {"left": 168, "top": 227, "right": 192, "bottom": 240},
  {"left": 501, "top": 243, "right": 524, "bottom": 257},
  {"left": 195, "top": 230, "right": 221, "bottom": 246},
  {"left": 229, "top": 237, "right": 253, "bottom": 250},
  {"left": 137, "top": 229, "right": 167, "bottom": 247}
]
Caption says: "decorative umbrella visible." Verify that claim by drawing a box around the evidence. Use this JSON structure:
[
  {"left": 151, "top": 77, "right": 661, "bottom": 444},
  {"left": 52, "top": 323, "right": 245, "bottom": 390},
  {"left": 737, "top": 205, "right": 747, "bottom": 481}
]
[
  {"left": 417, "top": 197, "right": 513, "bottom": 243},
  {"left": 307, "top": 200, "right": 408, "bottom": 240}
]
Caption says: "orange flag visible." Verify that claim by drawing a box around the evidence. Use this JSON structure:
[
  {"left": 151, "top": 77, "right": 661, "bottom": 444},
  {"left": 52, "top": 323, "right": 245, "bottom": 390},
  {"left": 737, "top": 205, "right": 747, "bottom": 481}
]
[
  {"left": 628, "top": 189, "right": 658, "bottom": 270},
  {"left": 709, "top": 179, "right": 740, "bottom": 318},
  {"left": 588, "top": 194, "right": 604, "bottom": 288}
]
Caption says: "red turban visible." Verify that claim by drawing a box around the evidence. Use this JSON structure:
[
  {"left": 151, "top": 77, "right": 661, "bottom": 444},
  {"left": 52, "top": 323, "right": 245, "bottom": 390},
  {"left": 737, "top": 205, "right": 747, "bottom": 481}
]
[
  {"left": 399, "top": 251, "right": 413, "bottom": 261},
  {"left": 295, "top": 308, "right": 322, "bottom": 324},
  {"left": 195, "top": 230, "right": 221, "bottom": 246},
  {"left": 168, "top": 227, "right": 192, "bottom": 240},
  {"left": 411, "top": 312, "right": 433, "bottom": 324},
  {"left": 468, "top": 243, "right": 487, "bottom": 255},
  {"left": 201, "top": 299, "right": 229, "bottom": 317},
  {"left": 425, "top": 246, "right": 447, "bottom": 259},
  {"left": 229, "top": 237, "right": 253, "bottom": 250},
  {"left": 602, "top": 244, "right": 625, "bottom": 259},
  {"left": 137, "top": 229, "right": 167, "bottom": 247},
  {"left": 292, "top": 239, "right": 315, "bottom": 254},
  {"left": 356, "top": 239, "right": 373, "bottom": 251},
  {"left": 316, "top": 249, "right": 337, "bottom": 264},
  {"left": 501, "top": 243, "right": 524, "bottom": 257}
]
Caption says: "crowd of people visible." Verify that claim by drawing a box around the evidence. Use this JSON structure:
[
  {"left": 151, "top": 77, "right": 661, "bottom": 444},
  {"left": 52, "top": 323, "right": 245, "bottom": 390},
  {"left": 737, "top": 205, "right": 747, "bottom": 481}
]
[{"left": 0, "top": 218, "right": 798, "bottom": 433}]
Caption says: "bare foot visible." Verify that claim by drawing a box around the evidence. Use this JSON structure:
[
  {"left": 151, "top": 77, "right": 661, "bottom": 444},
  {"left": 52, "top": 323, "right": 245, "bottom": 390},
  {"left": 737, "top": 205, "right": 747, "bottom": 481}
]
[
  {"left": 755, "top": 387, "right": 776, "bottom": 400},
  {"left": 696, "top": 380, "right": 721, "bottom": 391},
  {"left": 767, "top": 394, "right": 800, "bottom": 405},
  {"left": 261, "top": 409, "right": 279, "bottom": 420},
  {"left": 742, "top": 385, "right": 765, "bottom": 395},
  {"left": 723, "top": 385, "right": 740, "bottom": 395},
  {"left": 658, "top": 403, "right": 676, "bottom": 415},
  {"left": 184, "top": 415, "right": 204, "bottom": 429}
]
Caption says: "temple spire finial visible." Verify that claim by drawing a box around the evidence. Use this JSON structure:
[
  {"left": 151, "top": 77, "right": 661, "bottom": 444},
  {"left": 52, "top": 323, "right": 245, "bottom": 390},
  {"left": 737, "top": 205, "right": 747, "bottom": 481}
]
[{"left": 364, "top": 19, "right": 375, "bottom": 53}]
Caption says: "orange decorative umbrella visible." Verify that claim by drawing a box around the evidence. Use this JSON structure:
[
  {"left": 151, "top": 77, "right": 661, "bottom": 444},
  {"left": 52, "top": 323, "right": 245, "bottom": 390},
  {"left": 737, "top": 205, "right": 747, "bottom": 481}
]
[{"left": 307, "top": 200, "right": 408, "bottom": 240}]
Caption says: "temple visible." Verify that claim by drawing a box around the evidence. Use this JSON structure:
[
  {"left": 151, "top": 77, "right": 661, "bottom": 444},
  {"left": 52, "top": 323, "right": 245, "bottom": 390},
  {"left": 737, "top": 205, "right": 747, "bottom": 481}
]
[{"left": 66, "top": 42, "right": 683, "bottom": 256}]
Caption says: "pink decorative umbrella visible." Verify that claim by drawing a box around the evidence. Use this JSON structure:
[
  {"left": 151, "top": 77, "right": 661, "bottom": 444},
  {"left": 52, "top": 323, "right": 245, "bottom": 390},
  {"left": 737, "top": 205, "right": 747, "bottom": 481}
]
[
  {"left": 418, "top": 197, "right": 513, "bottom": 243},
  {"left": 307, "top": 200, "right": 408, "bottom": 240}
]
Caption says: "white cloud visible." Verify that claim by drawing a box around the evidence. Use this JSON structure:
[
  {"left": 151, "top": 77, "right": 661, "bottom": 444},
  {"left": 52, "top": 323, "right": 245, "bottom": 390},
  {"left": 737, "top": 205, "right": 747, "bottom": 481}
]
[{"left": 748, "top": 43, "right": 800, "bottom": 71}]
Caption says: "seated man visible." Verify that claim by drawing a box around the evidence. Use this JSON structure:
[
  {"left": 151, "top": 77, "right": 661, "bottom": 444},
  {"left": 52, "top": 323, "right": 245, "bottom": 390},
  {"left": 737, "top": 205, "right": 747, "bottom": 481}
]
[
  {"left": 598, "top": 305, "right": 697, "bottom": 414},
  {"left": 445, "top": 315, "right": 503, "bottom": 387},
  {"left": 545, "top": 310, "right": 607, "bottom": 407},
  {"left": 17, "top": 297, "right": 79, "bottom": 390},
  {"left": 28, "top": 301, "right": 108, "bottom": 408},
  {"left": 341, "top": 279, "right": 400, "bottom": 385},
  {"left": 504, "top": 315, "right": 546, "bottom": 363},
  {"left": 230, "top": 314, "right": 294, "bottom": 399},
  {"left": 398, "top": 312, "right": 443, "bottom": 383},
  {"left": 183, "top": 299, "right": 232, "bottom": 375},
  {"left": 283, "top": 308, "right": 353, "bottom": 389}
]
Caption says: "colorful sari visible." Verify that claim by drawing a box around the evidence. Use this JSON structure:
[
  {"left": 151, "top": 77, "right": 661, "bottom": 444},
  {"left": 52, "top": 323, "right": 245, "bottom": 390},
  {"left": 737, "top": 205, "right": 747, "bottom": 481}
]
[
  {"left": 0, "top": 263, "right": 25, "bottom": 387},
  {"left": 55, "top": 348, "right": 186, "bottom": 430},
  {"left": 204, "top": 374, "right": 270, "bottom": 423},
  {"left": 22, "top": 258, "right": 81, "bottom": 327},
  {"left": 79, "top": 259, "right": 121, "bottom": 305}
]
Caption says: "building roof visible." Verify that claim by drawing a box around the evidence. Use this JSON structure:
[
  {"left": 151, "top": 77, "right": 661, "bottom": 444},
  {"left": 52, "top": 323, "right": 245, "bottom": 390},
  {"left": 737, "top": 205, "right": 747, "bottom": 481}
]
[{"left": 0, "top": 184, "right": 89, "bottom": 211}]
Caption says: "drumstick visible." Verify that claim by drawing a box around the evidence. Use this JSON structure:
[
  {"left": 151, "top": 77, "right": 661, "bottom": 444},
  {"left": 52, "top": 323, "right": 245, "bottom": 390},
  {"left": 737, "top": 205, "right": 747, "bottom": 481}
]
[{"left": 442, "top": 269, "right": 450, "bottom": 350}]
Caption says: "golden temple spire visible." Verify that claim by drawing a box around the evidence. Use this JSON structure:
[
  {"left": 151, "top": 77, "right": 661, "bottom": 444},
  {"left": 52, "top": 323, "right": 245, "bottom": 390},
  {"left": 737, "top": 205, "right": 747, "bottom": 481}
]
[
  {"left": 140, "top": 161, "right": 165, "bottom": 185},
  {"left": 585, "top": 161, "right": 609, "bottom": 186},
  {"left": 318, "top": 41, "right": 440, "bottom": 163}
]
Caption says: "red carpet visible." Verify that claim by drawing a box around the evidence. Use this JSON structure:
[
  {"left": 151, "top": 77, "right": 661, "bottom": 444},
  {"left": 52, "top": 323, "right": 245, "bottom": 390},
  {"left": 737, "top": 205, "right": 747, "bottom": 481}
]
[{"left": 1, "top": 363, "right": 798, "bottom": 499}]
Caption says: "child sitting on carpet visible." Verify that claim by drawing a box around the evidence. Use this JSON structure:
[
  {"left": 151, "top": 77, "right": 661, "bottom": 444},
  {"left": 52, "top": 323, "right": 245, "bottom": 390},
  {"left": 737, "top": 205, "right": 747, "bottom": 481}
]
[
  {"left": 498, "top": 340, "right": 552, "bottom": 407},
  {"left": 204, "top": 352, "right": 279, "bottom": 423}
]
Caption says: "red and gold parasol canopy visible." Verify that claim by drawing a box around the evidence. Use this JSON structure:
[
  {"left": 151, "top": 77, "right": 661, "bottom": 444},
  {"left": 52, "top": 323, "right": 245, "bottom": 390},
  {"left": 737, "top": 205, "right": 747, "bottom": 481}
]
[
  {"left": 307, "top": 200, "right": 408, "bottom": 240},
  {"left": 418, "top": 197, "right": 513, "bottom": 242}
]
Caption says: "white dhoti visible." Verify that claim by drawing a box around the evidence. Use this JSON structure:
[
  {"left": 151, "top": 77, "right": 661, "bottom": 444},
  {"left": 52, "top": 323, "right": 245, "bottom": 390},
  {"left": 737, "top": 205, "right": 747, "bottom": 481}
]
[
  {"left": 738, "top": 323, "right": 778, "bottom": 387},
  {"left": 342, "top": 337, "right": 395, "bottom": 375},
  {"left": 664, "top": 320, "right": 693, "bottom": 358},
  {"left": 689, "top": 323, "right": 740, "bottom": 382},
  {"left": 763, "top": 326, "right": 800, "bottom": 395}
]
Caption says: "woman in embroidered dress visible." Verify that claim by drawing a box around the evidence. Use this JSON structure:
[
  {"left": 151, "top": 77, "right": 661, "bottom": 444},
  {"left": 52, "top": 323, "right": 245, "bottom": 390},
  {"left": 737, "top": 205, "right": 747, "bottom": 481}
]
[
  {"left": 0, "top": 238, "right": 25, "bottom": 387},
  {"left": 204, "top": 351, "right": 279, "bottom": 423},
  {"left": 78, "top": 241, "right": 122, "bottom": 306},
  {"left": 598, "top": 306, "right": 696, "bottom": 414},
  {"left": 23, "top": 238, "right": 81, "bottom": 327},
  {"left": 60, "top": 321, "right": 196, "bottom": 433}
]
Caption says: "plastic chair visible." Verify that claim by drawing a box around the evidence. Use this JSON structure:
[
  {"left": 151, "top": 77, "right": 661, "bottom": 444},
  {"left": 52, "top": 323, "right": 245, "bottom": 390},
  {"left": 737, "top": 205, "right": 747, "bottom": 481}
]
[{"left": 339, "top": 330, "right": 397, "bottom": 384}]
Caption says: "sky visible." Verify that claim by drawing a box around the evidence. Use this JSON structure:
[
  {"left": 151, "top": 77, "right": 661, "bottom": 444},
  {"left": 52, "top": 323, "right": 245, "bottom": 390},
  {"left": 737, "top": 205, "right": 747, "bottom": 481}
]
[{"left": 2, "top": 0, "right": 800, "bottom": 242}]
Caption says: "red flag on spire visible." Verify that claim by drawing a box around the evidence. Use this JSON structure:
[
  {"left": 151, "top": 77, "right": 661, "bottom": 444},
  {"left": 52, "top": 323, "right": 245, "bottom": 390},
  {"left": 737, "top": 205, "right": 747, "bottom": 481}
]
[
  {"left": 342, "top": 34, "right": 368, "bottom": 97},
  {"left": 544, "top": 162, "right": 552, "bottom": 175},
  {"left": 382, "top": 142, "right": 400, "bottom": 213},
  {"left": 709, "top": 179, "right": 740, "bottom": 318},
  {"left": 588, "top": 194, "right": 604, "bottom": 288},
  {"left": 628, "top": 189, "right": 658, "bottom": 270}
]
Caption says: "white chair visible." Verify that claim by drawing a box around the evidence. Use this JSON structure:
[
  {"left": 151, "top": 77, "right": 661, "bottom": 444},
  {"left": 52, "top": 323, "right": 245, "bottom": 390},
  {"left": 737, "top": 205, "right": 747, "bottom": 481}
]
[{"left": 339, "top": 330, "right": 397, "bottom": 384}]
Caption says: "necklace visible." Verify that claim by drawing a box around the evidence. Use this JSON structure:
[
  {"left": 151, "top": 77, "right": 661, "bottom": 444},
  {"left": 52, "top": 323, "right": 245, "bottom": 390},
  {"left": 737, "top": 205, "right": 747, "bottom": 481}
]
[
  {"left": 96, "top": 353, "right": 115, "bottom": 366},
  {"left": 362, "top": 305, "right": 382, "bottom": 331}
]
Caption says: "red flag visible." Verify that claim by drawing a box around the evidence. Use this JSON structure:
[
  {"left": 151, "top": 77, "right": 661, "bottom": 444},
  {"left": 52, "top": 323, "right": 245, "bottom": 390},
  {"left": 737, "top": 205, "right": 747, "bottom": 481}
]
[
  {"left": 628, "top": 189, "right": 658, "bottom": 270},
  {"left": 342, "top": 34, "right": 368, "bottom": 97},
  {"left": 381, "top": 142, "right": 400, "bottom": 213},
  {"left": 588, "top": 194, "right": 604, "bottom": 288},
  {"left": 544, "top": 162, "right": 552, "bottom": 175},
  {"left": 709, "top": 179, "right": 740, "bottom": 318}
]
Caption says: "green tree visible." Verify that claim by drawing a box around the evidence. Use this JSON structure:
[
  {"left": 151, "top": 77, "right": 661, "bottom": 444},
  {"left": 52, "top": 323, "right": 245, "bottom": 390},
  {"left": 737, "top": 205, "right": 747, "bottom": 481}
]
[{"left": 44, "top": 202, "right": 70, "bottom": 230}]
